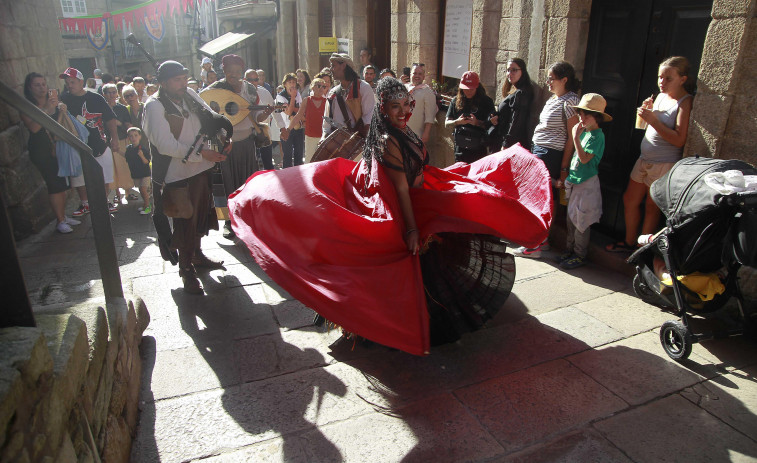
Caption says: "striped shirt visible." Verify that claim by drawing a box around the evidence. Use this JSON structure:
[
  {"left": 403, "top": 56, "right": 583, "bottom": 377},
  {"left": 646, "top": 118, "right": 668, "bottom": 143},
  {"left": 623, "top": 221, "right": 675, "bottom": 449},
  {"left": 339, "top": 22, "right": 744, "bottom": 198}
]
[{"left": 532, "top": 92, "right": 580, "bottom": 150}]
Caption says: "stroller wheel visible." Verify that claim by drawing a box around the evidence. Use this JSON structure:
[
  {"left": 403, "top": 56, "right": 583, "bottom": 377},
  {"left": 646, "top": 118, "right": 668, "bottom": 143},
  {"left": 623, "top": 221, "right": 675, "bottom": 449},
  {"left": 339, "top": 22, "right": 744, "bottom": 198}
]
[
  {"left": 633, "top": 274, "right": 658, "bottom": 304},
  {"left": 660, "top": 320, "right": 693, "bottom": 360}
]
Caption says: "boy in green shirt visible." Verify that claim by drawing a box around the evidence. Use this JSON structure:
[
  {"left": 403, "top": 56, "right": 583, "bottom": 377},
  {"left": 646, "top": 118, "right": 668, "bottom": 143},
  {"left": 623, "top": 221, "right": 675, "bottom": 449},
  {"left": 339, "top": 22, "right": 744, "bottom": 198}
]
[{"left": 560, "top": 93, "right": 612, "bottom": 269}]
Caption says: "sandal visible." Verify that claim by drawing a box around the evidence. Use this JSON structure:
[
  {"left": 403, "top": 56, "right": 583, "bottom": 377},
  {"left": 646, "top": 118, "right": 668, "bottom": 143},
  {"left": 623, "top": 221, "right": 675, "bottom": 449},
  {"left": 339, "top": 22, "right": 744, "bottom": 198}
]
[{"left": 605, "top": 241, "right": 636, "bottom": 253}]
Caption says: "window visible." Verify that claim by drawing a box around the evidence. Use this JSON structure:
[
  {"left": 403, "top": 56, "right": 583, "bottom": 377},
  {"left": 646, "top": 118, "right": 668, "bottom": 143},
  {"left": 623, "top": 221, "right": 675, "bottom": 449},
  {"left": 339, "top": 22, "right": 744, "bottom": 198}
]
[{"left": 61, "top": 0, "right": 87, "bottom": 18}]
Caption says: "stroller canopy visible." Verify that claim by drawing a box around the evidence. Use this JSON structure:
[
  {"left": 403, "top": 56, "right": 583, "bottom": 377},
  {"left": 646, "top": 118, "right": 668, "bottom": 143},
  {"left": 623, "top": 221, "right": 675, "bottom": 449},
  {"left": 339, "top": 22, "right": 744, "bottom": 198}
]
[{"left": 650, "top": 157, "right": 757, "bottom": 227}]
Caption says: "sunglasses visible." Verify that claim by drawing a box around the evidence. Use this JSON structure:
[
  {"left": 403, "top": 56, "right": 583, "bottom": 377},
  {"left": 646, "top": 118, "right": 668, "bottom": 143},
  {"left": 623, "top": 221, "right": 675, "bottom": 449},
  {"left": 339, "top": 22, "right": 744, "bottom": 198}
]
[
  {"left": 246, "top": 78, "right": 259, "bottom": 82},
  {"left": 412, "top": 63, "right": 425, "bottom": 67}
]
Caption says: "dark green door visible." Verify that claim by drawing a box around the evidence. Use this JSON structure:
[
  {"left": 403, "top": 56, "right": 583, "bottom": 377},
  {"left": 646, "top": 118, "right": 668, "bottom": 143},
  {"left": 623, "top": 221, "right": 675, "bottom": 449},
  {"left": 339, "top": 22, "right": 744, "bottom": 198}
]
[{"left": 582, "top": 0, "right": 712, "bottom": 236}]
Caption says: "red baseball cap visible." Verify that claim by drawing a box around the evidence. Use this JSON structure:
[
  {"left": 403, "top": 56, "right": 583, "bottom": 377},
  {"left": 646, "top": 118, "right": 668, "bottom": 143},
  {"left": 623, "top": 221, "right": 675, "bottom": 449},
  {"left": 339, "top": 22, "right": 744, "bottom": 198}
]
[
  {"left": 459, "top": 71, "right": 480, "bottom": 90},
  {"left": 59, "top": 67, "right": 84, "bottom": 80}
]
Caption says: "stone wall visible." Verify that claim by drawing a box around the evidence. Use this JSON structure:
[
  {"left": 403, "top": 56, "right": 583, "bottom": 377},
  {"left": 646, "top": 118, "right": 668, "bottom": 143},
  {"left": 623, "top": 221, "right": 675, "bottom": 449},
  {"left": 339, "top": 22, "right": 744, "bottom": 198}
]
[
  {"left": 0, "top": 297, "right": 149, "bottom": 463},
  {"left": 390, "top": 0, "right": 441, "bottom": 83},
  {"left": 0, "top": 0, "right": 70, "bottom": 240},
  {"left": 685, "top": 0, "right": 757, "bottom": 164}
]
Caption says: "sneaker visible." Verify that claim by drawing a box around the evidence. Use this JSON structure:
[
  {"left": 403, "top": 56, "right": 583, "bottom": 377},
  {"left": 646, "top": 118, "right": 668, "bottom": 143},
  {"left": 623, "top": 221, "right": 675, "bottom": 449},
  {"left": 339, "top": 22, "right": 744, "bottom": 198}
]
[
  {"left": 56, "top": 221, "right": 73, "bottom": 234},
  {"left": 139, "top": 205, "right": 152, "bottom": 215},
  {"left": 222, "top": 220, "right": 235, "bottom": 239},
  {"left": 72, "top": 204, "right": 90, "bottom": 217},
  {"left": 512, "top": 245, "right": 542, "bottom": 259},
  {"left": 127, "top": 193, "right": 139, "bottom": 201},
  {"left": 558, "top": 251, "right": 573, "bottom": 263},
  {"left": 560, "top": 255, "right": 587, "bottom": 270},
  {"left": 540, "top": 242, "right": 551, "bottom": 251},
  {"left": 63, "top": 216, "right": 81, "bottom": 226},
  {"left": 108, "top": 202, "right": 118, "bottom": 213}
]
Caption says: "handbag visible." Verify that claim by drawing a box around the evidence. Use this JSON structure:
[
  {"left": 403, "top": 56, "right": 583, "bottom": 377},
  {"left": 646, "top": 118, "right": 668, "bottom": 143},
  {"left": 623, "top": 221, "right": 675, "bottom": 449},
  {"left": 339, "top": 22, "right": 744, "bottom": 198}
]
[
  {"left": 162, "top": 183, "right": 193, "bottom": 219},
  {"left": 454, "top": 124, "right": 487, "bottom": 151}
]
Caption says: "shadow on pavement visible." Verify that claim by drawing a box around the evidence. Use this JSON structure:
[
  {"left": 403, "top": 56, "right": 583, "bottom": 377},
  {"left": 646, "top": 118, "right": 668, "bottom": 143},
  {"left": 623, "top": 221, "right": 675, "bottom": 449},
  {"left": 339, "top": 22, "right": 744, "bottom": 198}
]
[{"left": 134, "top": 272, "right": 347, "bottom": 462}]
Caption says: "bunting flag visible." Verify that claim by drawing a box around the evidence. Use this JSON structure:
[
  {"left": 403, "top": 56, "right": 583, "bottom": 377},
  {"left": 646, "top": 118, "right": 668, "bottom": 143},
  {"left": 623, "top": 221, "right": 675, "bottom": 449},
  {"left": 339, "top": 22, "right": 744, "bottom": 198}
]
[
  {"left": 86, "top": 18, "right": 109, "bottom": 49},
  {"left": 58, "top": 0, "right": 211, "bottom": 35},
  {"left": 144, "top": 12, "right": 166, "bottom": 41}
]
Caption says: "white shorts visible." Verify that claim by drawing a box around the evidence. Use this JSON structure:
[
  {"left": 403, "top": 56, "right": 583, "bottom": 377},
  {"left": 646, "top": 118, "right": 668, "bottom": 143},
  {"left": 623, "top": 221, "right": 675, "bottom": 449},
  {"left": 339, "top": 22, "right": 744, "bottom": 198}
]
[
  {"left": 305, "top": 136, "right": 320, "bottom": 162},
  {"left": 70, "top": 174, "right": 85, "bottom": 188},
  {"left": 95, "top": 147, "right": 114, "bottom": 185}
]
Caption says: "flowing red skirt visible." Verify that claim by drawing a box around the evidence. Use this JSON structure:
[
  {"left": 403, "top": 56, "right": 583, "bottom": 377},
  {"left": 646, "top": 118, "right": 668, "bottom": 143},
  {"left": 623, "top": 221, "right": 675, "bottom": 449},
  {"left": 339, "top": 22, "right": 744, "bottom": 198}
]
[{"left": 228, "top": 144, "right": 552, "bottom": 355}]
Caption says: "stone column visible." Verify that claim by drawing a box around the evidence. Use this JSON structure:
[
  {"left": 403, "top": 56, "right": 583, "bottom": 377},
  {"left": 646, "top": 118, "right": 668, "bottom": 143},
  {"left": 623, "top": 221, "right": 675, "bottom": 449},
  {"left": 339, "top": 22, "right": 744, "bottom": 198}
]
[
  {"left": 542, "top": 0, "right": 592, "bottom": 77},
  {"left": 469, "top": 0, "right": 503, "bottom": 94},
  {"left": 391, "top": 0, "right": 441, "bottom": 81},
  {"left": 276, "top": 0, "right": 298, "bottom": 80},
  {"left": 685, "top": 0, "right": 757, "bottom": 164},
  {"left": 297, "top": 0, "right": 321, "bottom": 74}
]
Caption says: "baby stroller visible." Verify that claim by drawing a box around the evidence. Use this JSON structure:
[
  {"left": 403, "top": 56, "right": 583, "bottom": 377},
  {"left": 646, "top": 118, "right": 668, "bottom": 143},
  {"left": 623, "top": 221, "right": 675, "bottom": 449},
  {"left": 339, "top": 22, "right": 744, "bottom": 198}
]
[{"left": 628, "top": 157, "right": 757, "bottom": 360}]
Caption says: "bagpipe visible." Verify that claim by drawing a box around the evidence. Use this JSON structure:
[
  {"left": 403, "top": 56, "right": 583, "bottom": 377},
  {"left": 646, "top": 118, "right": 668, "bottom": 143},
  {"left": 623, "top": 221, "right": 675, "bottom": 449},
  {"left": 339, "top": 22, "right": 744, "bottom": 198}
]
[{"left": 125, "top": 34, "right": 234, "bottom": 163}]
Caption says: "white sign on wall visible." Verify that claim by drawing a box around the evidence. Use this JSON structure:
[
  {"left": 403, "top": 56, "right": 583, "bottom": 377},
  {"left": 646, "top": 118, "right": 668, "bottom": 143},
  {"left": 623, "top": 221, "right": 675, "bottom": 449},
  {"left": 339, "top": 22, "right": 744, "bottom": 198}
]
[
  {"left": 442, "top": 0, "right": 473, "bottom": 79},
  {"left": 337, "top": 38, "right": 350, "bottom": 54}
]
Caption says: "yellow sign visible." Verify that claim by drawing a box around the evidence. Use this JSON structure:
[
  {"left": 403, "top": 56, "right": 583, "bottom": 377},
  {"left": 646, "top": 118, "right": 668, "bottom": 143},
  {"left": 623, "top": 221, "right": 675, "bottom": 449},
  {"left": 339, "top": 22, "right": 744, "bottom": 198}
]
[{"left": 319, "top": 37, "right": 337, "bottom": 55}]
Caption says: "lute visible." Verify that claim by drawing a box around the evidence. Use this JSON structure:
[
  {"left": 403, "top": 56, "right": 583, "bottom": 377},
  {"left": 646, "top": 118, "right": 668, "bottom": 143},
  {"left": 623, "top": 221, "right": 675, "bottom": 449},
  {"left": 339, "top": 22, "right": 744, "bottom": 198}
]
[{"left": 199, "top": 89, "right": 286, "bottom": 126}]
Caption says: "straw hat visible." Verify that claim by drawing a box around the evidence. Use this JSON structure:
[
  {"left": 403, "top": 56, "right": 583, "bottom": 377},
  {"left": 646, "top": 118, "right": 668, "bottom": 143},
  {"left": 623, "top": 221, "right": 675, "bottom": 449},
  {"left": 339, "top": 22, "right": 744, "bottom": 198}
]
[{"left": 570, "top": 93, "right": 612, "bottom": 121}]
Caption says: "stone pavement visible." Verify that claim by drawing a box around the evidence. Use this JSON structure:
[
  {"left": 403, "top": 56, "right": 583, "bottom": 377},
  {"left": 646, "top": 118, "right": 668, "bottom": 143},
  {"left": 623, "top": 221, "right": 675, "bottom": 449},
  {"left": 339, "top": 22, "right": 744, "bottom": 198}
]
[{"left": 16, "top": 198, "right": 757, "bottom": 463}]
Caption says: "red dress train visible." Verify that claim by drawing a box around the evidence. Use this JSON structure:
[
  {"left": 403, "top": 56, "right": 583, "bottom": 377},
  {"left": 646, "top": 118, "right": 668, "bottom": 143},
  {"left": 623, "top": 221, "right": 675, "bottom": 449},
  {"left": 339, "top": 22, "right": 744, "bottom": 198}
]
[{"left": 228, "top": 144, "right": 552, "bottom": 355}]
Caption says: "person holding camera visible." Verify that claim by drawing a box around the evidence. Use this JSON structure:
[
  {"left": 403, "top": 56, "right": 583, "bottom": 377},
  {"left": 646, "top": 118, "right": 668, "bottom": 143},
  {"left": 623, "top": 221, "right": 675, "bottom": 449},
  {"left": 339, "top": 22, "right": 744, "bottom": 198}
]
[{"left": 444, "top": 71, "right": 495, "bottom": 164}]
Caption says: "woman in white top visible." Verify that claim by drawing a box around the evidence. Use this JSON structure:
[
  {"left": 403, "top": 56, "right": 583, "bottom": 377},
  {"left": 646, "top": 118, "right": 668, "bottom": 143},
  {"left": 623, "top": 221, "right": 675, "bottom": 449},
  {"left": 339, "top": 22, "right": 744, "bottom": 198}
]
[
  {"left": 607, "top": 56, "right": 693, "bottom": 252},
  {"left": 513, "top": 61, "right": 581, "bottom": 258},
  {"left": 273, "top": 73, "right": 305, "bottom": 167}
]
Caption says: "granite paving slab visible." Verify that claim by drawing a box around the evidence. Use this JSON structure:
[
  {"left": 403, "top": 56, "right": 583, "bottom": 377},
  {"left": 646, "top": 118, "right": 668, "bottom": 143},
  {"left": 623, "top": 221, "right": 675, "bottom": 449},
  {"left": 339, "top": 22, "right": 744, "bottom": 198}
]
[
  {"left": 569, "top": 330, "right": 721, "bottom": 406},
  {"left": 301, "top": 393, "right": 504, "bottom": 462},
  {"left": 496, "top": 427, "right": 633, "bottom": 463},
  {"left": 455, "top": 359, "right": 627, "bottom": 453},
  {"left": 595, "top": 393, "right": 757, "bottom": 462},
  {"left": 680, "top": 364, "right": 757, "bottom": 442}
]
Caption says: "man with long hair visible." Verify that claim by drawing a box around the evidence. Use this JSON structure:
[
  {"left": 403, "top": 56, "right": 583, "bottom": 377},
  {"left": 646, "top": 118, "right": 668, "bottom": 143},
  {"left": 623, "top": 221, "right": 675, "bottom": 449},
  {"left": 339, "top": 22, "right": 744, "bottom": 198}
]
[{"left": 321, "top": 53, "right": 374, "bottom": 139}]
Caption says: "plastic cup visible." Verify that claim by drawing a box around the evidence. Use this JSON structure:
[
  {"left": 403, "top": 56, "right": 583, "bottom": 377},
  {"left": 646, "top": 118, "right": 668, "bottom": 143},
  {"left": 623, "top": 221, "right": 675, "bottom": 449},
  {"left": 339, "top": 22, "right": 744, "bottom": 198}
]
[{"left": 635, "top": 114, "right": 648, "bottom": 130}]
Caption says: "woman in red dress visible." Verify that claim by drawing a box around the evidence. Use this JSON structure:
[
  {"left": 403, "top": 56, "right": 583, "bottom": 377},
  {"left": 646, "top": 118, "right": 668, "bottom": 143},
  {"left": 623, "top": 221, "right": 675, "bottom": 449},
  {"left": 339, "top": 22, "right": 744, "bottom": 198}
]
[{"left": 229, "top": 77, "right": 553, "bottom": 355}]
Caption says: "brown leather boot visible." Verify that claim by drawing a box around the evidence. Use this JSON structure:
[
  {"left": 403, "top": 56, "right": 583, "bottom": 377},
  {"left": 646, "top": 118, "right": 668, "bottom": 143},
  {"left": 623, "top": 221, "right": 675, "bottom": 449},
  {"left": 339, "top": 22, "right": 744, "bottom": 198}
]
[
  {"left": 191, "top": 252, "right": 224, "bottom": 270},
  {"left": 179, "top": 266, "right": 203, "bottom": 294}
]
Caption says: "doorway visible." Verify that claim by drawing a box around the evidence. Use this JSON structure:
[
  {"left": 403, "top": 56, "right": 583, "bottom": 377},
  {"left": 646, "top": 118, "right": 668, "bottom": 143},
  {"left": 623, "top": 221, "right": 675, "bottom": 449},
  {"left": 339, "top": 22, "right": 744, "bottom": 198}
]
[
  {"left": 582, "top": 0, "right": 712, "bottom": 236},
  {"left": 367, "top": 1, "right": 391, "bottom": 70}
]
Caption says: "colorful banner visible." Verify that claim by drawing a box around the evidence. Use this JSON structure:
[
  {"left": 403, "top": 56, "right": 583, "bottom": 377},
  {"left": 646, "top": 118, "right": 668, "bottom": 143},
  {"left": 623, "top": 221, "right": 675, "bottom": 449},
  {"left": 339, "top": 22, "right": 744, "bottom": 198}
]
[
  {"left": 86, "top": 18, "right": 109, "bottom": 49},
  {"left": 144, "top": 12, "right": 165, "bottom": 41},
  {"left": 58, "top": 0, "right": 211, "bottom": 34}
]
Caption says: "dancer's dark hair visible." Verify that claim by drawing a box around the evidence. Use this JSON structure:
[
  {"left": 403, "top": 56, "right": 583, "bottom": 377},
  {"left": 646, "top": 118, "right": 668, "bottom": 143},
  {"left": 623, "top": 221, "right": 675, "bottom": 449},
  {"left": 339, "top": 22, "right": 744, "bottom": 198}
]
[{"left": 363, "top": 77, "right": 424, "bottom": 186}]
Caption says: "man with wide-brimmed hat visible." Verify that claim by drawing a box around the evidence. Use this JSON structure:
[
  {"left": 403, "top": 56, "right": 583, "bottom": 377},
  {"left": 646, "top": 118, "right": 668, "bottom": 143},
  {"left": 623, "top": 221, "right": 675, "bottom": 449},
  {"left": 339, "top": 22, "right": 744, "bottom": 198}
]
[
  {"left": 143, "top": 60, "right": 230, "bottom": 294},
  {"left": 321, "top": 53, "right": 374, "bottom": 139}
]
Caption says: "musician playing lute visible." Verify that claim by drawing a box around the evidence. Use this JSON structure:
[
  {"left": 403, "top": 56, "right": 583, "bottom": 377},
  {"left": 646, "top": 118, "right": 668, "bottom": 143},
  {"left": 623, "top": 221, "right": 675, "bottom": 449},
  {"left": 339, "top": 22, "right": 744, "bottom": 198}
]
[{"left": 201, "top": 54, "right": 275, "bottom": 239}]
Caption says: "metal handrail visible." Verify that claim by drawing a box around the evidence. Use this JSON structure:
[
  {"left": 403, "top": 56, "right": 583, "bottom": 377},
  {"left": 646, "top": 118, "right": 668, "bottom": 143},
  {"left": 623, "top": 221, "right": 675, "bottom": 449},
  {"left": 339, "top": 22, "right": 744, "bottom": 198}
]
[{"left": 0, "top": 80, "right": 123, "bottom": 302}]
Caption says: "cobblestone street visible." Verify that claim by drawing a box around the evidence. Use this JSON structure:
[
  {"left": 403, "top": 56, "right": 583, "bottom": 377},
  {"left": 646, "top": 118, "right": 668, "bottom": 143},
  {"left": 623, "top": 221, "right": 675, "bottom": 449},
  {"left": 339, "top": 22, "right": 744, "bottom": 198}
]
[{"left": 17, "top": 199, "right": 757, "bottom": 462}]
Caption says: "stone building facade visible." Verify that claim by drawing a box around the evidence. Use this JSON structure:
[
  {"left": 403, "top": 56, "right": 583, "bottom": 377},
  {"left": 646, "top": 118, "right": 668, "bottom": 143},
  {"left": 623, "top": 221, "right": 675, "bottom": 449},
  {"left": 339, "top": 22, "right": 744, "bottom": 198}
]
[{"left": 0, "top": 0, "right": 70, "bottom": 239}]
